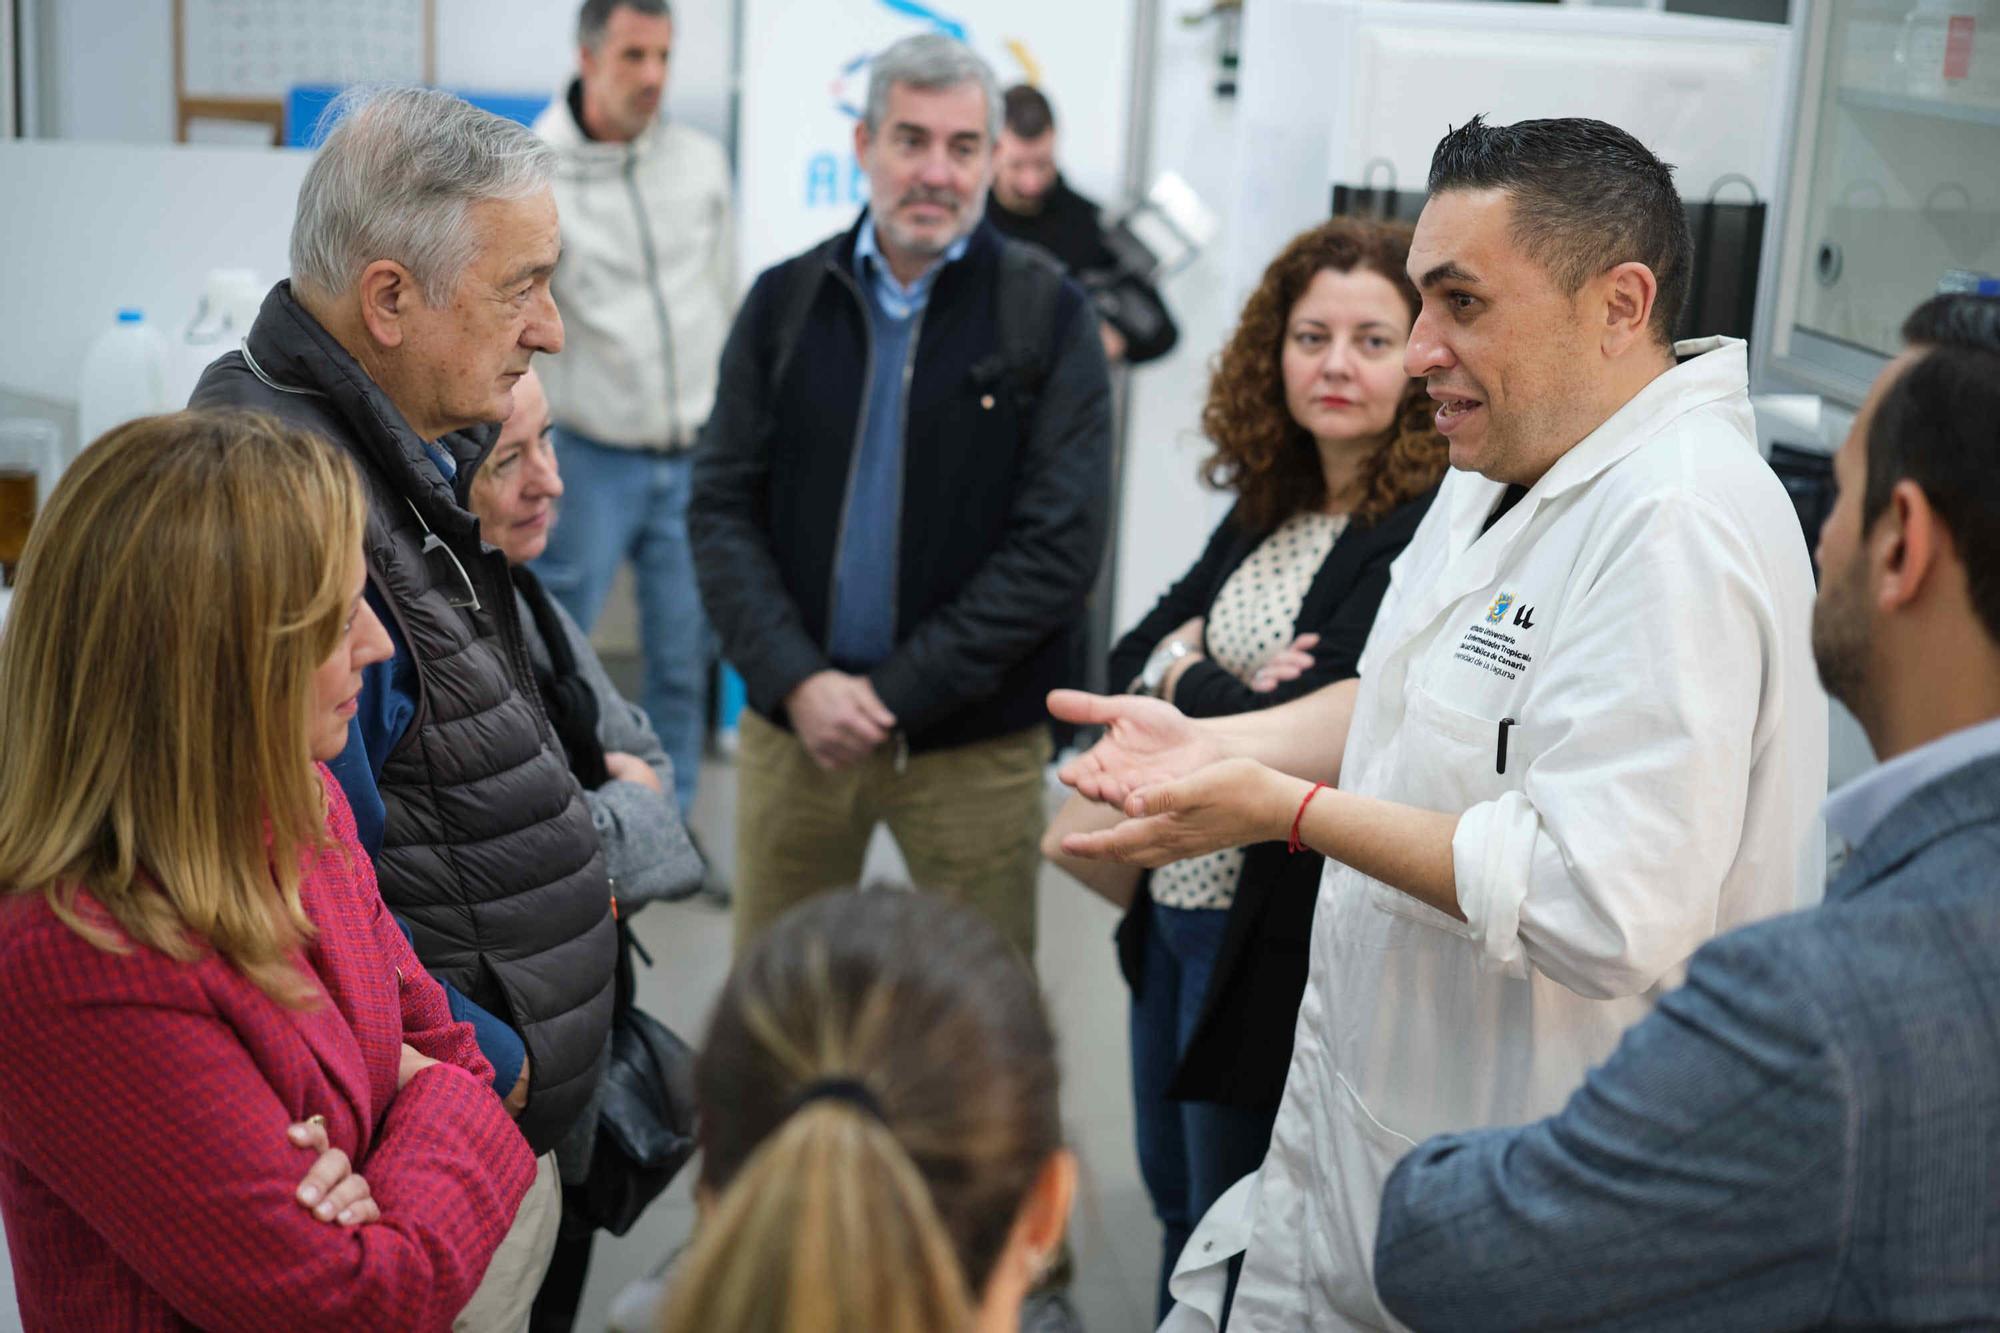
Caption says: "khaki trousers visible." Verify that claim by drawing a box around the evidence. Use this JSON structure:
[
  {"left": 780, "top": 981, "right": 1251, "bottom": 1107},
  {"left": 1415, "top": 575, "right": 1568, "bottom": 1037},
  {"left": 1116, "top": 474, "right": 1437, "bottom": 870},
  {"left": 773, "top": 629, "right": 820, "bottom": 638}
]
[
  {"left": 454, "top": 1150, "right": 561, "bottom": 1333},
  {"left": 733, "top": 710, "right": 1052, "bottom": 961}
]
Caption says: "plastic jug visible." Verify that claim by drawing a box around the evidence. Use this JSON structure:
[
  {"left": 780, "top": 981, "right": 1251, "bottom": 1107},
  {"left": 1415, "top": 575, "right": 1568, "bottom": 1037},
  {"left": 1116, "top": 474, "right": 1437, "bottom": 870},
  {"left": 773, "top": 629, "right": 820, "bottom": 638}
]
[
  {"left": 170, "top": 269, "right": 264, "bottom": 404},
  {"left": 77, "top": 309, "right": 171, "bottom": 450}
]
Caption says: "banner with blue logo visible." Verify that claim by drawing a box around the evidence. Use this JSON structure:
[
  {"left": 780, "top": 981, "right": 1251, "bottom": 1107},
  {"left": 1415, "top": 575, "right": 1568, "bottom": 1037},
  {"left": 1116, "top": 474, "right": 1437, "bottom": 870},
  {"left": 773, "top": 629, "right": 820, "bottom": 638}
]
[{"left": 737, "top": 0, "right": 1136, "bottom": 285}]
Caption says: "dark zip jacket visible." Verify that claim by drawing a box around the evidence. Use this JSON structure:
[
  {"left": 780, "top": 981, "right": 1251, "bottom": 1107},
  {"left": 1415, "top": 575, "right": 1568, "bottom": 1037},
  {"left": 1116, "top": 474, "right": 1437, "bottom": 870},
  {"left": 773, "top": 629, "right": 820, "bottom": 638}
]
[
  {"left": 690, "top": 215, "right": 1114, "bottom": 753},
  {"left": 190, "top": 284, "right": 617, "bottom": 1154}
]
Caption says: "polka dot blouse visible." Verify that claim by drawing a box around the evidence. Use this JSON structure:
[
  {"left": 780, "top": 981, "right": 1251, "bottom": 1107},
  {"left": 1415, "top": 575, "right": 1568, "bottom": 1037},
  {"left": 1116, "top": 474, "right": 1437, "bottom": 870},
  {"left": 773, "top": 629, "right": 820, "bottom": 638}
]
[{"left": 1151, "top": 510, "right": 1348, "bottom": 911}]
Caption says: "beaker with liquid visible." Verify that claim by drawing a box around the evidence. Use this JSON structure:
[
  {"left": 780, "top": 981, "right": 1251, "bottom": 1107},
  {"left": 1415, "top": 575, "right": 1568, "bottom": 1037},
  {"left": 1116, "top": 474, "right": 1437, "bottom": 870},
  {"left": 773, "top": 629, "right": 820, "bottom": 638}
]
[{"left": 0, "top": 420, "right": 63, "bottom": 587}]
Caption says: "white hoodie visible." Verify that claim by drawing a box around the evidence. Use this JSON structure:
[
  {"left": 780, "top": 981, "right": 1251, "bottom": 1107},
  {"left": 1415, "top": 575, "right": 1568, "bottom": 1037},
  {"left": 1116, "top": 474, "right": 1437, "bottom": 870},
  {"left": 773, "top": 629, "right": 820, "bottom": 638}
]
[{"left": 532, "top": 85, "right": 736, "bottom": 451}]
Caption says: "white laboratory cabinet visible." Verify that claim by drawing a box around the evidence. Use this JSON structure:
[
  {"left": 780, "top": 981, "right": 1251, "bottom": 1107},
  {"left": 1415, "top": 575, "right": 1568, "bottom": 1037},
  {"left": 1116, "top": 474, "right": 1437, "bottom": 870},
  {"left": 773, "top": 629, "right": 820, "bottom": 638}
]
[{"left": 1762, "top": 0, "right": 2000, "bottom": 407}]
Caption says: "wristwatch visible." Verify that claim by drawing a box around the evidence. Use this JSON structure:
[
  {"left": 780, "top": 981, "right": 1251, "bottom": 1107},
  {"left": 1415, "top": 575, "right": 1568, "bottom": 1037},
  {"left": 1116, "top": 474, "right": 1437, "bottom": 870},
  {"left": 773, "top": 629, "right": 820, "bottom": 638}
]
[{"left": 1139, "top": 638, "right": 1194, "bottom": 697}]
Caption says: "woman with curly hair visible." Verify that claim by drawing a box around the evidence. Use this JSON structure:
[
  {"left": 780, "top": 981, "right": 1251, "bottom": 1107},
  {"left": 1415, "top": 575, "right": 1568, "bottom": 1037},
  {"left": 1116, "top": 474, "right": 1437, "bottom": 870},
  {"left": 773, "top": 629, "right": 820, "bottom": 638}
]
[{"left": 1047, "top": 216, "right": 1447, "bottom": 1319}]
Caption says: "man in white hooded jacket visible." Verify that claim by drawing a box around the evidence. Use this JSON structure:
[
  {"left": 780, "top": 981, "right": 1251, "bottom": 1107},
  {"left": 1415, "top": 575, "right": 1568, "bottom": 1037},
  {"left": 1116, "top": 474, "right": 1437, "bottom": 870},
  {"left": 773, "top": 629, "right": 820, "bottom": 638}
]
[
  {"left": 531, "top": 0, "right": 735, "bottom": 820},
  {"left": 1053, "top": 115, "right": 1828, "bottom": 1331}
]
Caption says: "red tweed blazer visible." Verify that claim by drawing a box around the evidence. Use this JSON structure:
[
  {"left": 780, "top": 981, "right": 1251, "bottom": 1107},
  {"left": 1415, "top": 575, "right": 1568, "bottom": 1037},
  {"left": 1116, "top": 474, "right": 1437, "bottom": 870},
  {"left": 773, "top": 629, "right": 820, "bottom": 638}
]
[{"left": 0, "top": 768, "right": 536, "bottom": 1331}]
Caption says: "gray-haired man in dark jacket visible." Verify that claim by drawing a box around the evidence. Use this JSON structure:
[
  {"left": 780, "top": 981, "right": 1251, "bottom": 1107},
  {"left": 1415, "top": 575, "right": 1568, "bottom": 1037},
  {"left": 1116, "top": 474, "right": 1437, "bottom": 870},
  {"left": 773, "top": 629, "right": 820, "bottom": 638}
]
[
  {"left": 691, "top": 32, "right": 1112, "bottom": 964},
  {"left": 191, "top": 86, "right": 618, "bottom": 1220}
]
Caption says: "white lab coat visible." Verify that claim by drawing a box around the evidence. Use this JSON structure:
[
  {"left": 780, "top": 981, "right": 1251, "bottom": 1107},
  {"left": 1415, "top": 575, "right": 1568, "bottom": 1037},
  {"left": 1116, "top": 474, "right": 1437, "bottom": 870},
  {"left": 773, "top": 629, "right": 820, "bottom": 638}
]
[{"left": 1163, "top": 338, "right": 1828, "bottom": 1332}]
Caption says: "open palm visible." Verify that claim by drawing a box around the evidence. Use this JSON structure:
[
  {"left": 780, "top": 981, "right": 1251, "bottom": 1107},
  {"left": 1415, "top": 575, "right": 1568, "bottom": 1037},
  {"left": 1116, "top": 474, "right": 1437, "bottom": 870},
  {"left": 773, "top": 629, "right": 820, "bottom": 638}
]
[
  {"left": 1059, "top": 756, "right": 1289, "bottom": 867},
  {"left": 1049, "top": 689, "right": 1225, "bottom": 807}
]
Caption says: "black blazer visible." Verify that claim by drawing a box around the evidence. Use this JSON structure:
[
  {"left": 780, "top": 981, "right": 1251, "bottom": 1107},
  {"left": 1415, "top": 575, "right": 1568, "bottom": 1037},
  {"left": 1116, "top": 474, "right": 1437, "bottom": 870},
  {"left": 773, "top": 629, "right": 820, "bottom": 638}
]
[{"left": 1109, "top": 487, "right": 1437, "bottom": 1109}]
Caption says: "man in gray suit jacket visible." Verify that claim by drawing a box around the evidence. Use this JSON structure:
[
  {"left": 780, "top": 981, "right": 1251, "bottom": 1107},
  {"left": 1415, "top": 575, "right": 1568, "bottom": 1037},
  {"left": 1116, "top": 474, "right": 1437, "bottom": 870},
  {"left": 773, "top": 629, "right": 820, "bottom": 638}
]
[{"left": 1373, "top": 293, "right": 2000, "bottom": 1331}]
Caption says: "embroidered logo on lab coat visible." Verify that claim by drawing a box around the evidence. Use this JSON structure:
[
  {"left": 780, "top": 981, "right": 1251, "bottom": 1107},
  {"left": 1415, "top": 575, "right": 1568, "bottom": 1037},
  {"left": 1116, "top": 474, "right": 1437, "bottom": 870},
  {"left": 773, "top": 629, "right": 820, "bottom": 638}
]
[
  {"left": 1486, "top": 592, "right": 1514, "bottom": 623},
  {"left": 1456, "top": 622, "right": 1535, "bottom": 681}
]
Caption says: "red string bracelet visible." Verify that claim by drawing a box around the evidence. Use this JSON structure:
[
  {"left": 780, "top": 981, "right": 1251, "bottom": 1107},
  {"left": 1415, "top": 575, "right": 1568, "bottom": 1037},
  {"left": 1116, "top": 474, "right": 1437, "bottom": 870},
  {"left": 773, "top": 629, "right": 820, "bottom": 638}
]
[{"left": 1288, "top": 782, "right": 1328, "bottom": 854}]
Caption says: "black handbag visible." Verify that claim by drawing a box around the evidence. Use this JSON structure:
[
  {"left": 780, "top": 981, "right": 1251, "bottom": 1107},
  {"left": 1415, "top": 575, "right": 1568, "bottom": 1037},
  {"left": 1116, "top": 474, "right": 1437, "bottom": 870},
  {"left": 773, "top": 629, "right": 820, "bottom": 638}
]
[{"left": 577, "top": 917, "right": 700, "bottom": 1236}]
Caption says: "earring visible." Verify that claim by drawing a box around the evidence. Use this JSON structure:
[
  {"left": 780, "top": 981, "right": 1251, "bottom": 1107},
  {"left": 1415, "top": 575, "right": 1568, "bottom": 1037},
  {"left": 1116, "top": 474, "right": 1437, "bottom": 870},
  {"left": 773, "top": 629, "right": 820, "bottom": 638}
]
[{"left": 1026, "top": 1248, "right": 1053, "bottom": 1285}]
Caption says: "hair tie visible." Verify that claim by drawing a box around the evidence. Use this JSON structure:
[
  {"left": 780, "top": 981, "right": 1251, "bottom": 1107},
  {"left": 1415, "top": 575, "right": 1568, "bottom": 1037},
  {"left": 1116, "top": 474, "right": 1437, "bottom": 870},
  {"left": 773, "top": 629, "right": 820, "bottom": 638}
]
[{"left": 787, "top": 1076, "right": 889, "bottom": 1125}]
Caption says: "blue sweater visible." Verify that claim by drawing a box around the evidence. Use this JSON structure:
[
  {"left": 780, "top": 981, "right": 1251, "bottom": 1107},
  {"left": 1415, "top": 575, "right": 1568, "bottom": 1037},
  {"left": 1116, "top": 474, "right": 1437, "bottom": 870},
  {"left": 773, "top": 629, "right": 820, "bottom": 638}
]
[{"left": 825, "top": 219, "right": 968, "bottom": 668}]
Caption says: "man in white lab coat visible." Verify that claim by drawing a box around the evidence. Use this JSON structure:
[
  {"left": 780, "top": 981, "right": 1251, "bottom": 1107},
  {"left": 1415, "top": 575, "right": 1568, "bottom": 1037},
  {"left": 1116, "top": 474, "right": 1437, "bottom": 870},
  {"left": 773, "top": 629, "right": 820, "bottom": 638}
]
[{"left": 1052, "top": 114, "right": 1828, "bottom": 1331}]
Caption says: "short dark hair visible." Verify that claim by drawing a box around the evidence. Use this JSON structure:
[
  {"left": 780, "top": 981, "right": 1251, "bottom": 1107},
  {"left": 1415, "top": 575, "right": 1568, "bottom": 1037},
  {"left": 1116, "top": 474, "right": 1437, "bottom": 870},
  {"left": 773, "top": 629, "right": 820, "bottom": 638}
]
[
  {"left": 1003, "top": 84, "right": 1054, "bottom": 139},
  {"left": 577, "top": 0, "right": 669, "bottom": 49},
  {"left": 1862, "top": 294, "right": 2000, "bottom": 645},
  {"left": 1427, "top": 115, "right": 1692, "bottom": 349}
]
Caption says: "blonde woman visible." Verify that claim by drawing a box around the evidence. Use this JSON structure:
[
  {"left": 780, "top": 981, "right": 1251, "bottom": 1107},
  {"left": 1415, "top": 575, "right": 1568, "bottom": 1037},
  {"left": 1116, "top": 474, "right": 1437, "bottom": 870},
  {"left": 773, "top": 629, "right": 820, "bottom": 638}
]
[
  {"left": 660, "top": 890, "right": 1076, "bottom": 1333},
  {"left": 0, "top": 412, "right": 535, "bottom": 1329}
]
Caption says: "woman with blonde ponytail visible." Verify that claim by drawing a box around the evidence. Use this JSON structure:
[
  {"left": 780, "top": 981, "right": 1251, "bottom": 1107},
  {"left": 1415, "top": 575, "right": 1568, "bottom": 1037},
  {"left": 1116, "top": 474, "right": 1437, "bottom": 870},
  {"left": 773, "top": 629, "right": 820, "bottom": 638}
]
[
  {"left": 0, "top": 411, "right": 536, "bottom": 1330},
  {"left": 661, "top": 889, "right": 1077, "bottom": 1333}
]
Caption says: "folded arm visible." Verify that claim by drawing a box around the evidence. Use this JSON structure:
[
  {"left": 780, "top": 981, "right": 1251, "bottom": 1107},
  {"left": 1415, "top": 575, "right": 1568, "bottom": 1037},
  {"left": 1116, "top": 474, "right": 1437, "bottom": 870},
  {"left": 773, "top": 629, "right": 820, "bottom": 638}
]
[
  {"left": 0, "top": 972, "right": 534, "bottom": 1333},
  {"left": 1171, "top": 526, "right": 1407, "bottom": 718}
]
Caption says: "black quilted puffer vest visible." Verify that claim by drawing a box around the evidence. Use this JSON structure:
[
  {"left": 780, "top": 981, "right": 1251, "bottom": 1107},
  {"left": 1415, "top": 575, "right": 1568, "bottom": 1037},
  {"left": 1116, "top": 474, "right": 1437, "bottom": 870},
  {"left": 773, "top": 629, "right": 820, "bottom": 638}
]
[{"left": 191, "top": 283, "right": 616, "bottom": 1154}]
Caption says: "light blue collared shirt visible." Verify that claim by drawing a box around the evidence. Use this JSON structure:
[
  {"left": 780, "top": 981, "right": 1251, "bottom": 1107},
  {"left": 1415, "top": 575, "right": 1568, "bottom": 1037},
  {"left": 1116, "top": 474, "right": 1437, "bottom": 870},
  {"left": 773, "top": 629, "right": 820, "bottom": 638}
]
[
  {"left": 851, "top": 216, "right": 969, "bottom": 319},
  {"left": 1823, "top": 714, "right": 2000, "bottom": 852}
]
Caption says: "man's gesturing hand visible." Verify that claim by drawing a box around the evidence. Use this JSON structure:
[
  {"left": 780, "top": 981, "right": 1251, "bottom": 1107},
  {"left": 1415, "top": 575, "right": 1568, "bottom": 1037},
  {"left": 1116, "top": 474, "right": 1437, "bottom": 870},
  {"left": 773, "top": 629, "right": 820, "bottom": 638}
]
[
  {"left": 786, "top": 671, "right": 897, "bottom": 771},
  {"left": 1060, "top": 757, "right": 1298, "bottom": 867},
  {"left": 1048, "top": 689, "right": 1225, "bottom": 807}
]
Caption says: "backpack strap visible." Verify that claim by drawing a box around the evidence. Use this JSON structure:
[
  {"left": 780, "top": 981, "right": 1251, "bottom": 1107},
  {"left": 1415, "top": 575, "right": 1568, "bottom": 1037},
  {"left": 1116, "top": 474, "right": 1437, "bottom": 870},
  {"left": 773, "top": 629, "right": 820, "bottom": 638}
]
[
  {"left": 996, "top": 239, "right": 1070, "bottom": 420},
  {"left": 769, "top": 234, "right": 1068, "bottom": 419},
  {"left": 767, "top": 238, "right": 840, "bottom": 396}
]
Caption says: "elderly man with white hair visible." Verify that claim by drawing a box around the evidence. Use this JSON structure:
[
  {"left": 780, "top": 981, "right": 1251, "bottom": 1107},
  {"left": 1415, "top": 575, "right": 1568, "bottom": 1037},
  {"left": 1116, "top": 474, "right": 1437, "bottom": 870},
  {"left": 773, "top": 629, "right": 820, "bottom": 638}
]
[{"left": 192, "top": 86, "right": 619, "bottom": 1328}]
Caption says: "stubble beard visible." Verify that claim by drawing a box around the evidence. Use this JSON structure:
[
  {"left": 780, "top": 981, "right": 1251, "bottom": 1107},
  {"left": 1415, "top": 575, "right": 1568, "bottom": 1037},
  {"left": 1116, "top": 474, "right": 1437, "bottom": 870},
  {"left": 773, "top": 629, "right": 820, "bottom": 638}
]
[{"left": 1811, "top": 554, "right": 1872, "bottom": 722}]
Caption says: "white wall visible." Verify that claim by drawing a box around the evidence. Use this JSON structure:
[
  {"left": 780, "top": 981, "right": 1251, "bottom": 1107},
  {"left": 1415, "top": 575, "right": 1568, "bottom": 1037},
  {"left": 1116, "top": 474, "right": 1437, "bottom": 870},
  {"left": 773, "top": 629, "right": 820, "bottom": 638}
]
[
  {"left": 40, "top": 0, "right": 174, "bottom": 142},
  {"left": 1324, "top": 2, "right": 1791, "bottom": 199},
  {"left": 1109, "top": 3, "right": 1246, "bottom": 634},
  {"left": 0, "top": 140, "right": 310, "bottom": 413},
  {"left": 30, "top": 0, "right": 737, "bottom": 144}
]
